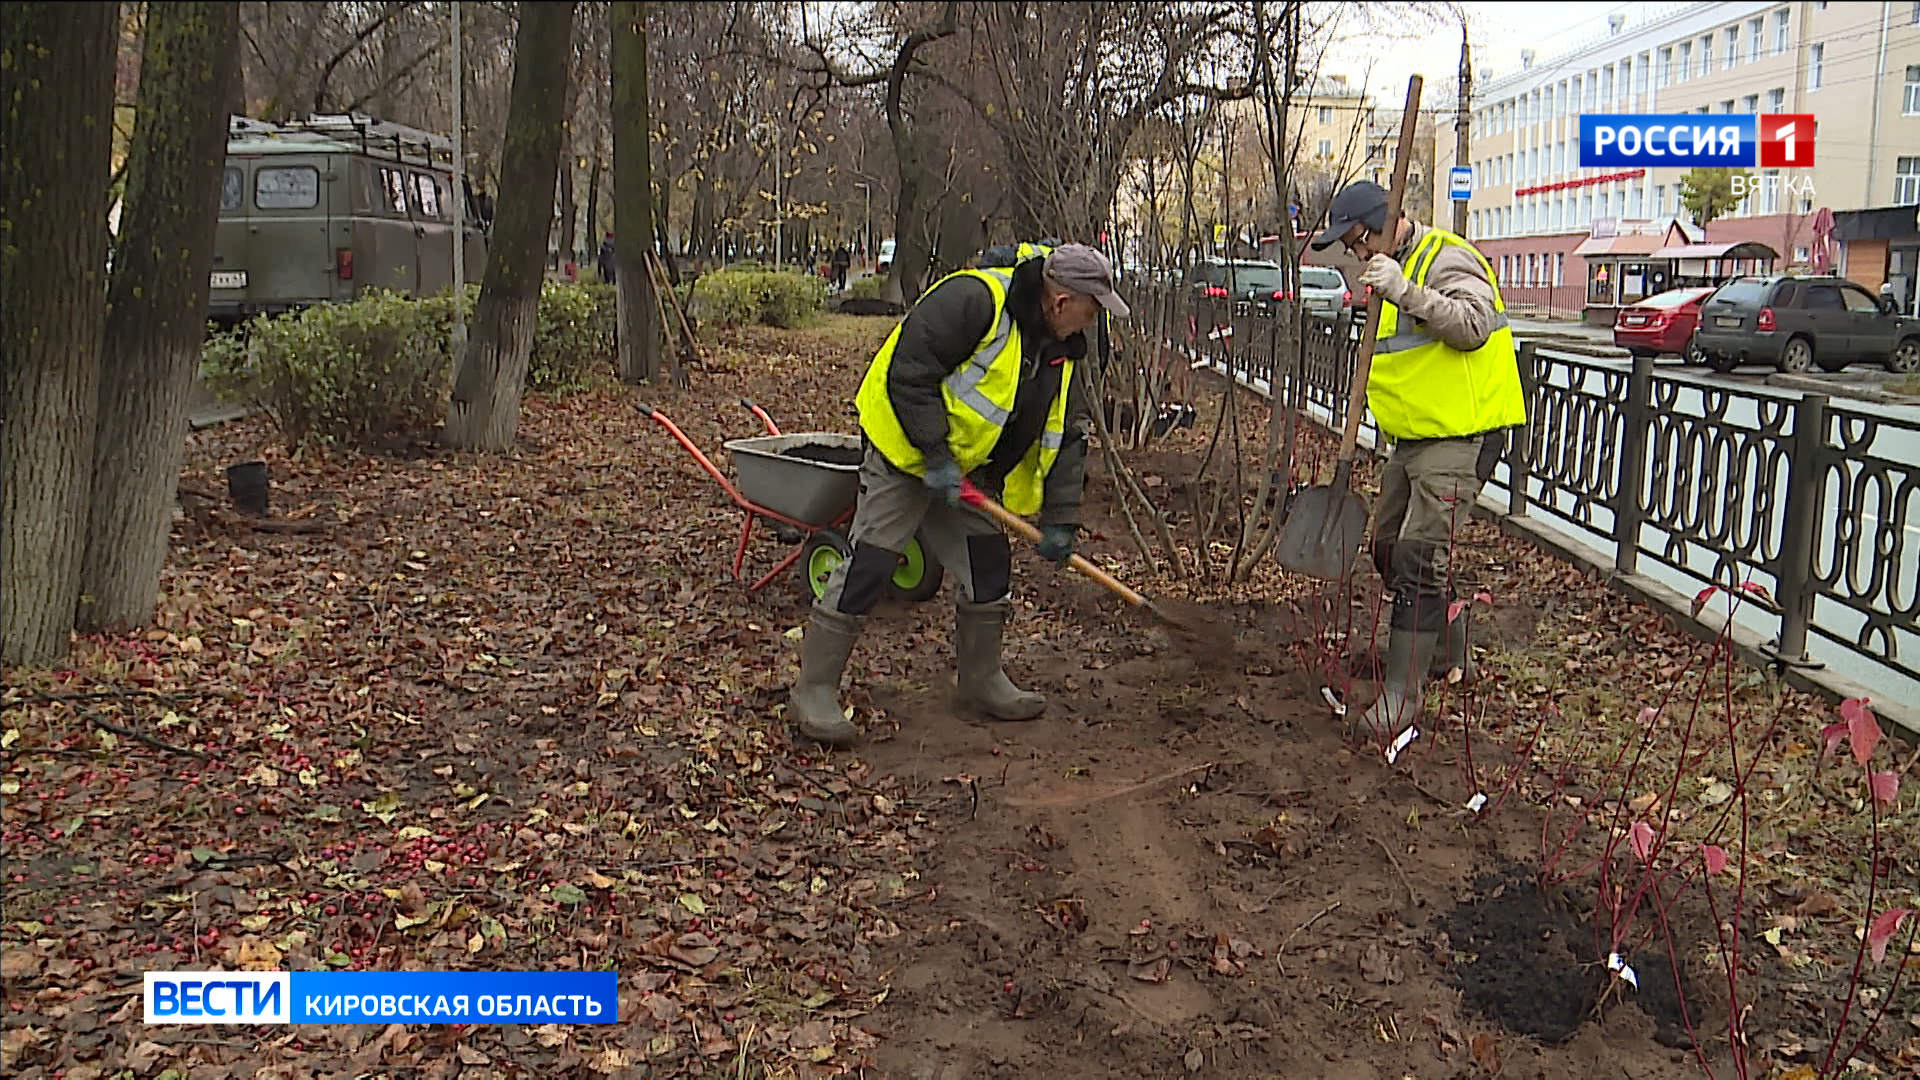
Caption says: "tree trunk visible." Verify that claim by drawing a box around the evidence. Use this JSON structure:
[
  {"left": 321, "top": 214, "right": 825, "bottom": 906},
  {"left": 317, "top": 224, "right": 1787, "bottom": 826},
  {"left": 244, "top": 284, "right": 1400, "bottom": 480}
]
[
  {"left": 1, "top": 4, "right": 118, "bottom": 665},
  {"left": 558, "top": 155, "right": 577, "bottom": 269},
  {"left": 79, "top": 2, "right": 240, "bottom": 634},
  {"left": 443, "top": 1, "right": 576, "bottom": 452},
  {"left": 583, "top": 138, "right": 604, "bottom": 255},
  {"left": 611, "top": 0, "right": 661, "bottom": 384}
]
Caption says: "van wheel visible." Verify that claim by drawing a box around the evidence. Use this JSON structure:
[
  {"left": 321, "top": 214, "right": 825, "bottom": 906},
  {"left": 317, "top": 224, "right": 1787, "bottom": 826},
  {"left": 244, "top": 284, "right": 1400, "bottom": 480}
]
[
  {"left": 1888, "top": 338, "right": 1920, "bottom": 375},
  {"left": 1779, "top": 337, "right": 1816, "bottom": 374},
  {"left": 1683, "top": 341, "right": 1707, "bottom": 366}
]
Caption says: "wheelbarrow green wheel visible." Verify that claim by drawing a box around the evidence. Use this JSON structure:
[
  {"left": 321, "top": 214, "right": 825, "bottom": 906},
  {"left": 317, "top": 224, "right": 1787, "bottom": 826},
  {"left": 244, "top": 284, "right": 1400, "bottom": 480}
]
[
  {"left": 889, "top": 532, "right": 945, "bottom": 603},
  {"left": 800, "top": 529, "right": 853, "bottom": 601}
]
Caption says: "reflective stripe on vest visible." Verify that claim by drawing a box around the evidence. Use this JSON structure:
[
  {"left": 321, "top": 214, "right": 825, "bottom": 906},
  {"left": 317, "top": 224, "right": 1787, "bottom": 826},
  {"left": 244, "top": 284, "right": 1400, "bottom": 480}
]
[
  {"left": 853, "top": 268, "right": 1074, "bottom": 516},
  {"left": 1368, "top": 228, "right": 1528, "bottom": 442}
]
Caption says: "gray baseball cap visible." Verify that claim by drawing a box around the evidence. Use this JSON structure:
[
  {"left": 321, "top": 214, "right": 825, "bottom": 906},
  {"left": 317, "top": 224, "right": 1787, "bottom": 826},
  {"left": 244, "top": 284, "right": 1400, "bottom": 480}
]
[
  {"left": 1043, "top": 244, "right": 1130, "bottom": 318},
  {"left": 1310, "top": 180, "right": 1392, "bottom": 251}
]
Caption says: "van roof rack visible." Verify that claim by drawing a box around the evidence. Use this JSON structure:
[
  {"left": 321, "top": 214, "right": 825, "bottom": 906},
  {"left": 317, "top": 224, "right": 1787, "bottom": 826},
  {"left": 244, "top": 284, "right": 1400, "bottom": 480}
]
[{"left": 227, "top": 113, "right": 452, "bottom": 168}]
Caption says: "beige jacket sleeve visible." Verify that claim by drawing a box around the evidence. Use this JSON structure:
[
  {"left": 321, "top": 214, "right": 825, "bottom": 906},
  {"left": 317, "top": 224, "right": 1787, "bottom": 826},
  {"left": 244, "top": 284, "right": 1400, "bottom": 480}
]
[{"left": 1393, "top": 237, "right": 1502, "bottom": 353}]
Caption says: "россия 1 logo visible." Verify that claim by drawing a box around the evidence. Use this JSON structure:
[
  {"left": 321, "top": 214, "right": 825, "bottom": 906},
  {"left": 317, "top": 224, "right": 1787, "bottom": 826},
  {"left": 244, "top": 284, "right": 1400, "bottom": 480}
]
[{"left": 1580, "top": 114, "right": 1815, "bottom": 169}]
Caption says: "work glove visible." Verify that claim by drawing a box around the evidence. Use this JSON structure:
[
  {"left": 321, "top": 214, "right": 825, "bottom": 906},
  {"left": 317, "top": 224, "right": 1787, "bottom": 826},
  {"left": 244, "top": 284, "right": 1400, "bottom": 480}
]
[
  {"left": 1035, "top": 524, "right": 1077, "bottom": 565},
  {"left": 923, "top": 459, "right": 964, "bottom": 508},
  {"left": 1359, "top": 253, "right": 1410, "bottom": 305}
]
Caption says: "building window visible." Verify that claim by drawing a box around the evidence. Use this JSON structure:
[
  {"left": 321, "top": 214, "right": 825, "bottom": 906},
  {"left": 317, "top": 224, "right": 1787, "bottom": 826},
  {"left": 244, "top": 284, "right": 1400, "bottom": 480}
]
[
  {"left": 1742, "top": 94, "right": 1760, "bottom": 113},
  {"left": 1768, "top": 87, "right": 1785, "bottom": 112},
  {"left": 1809, "top": 44, "right": 1824, "bottom": 89},
  {"left": 1601, "top": 66, "right": 1614, "bottom": 104},
  {"left": 1773, "top": 10, "right": 1790, "bottom": 55},
  {"left": 1657, "top": 47, "right": 1673, "bottom": 87},
  {"left": 1318, "top": 105, "right": 1332, "bottom": 123},
  {"left": 1747, "top": 18, "right": 1763, "bottom": 61},
  {"left": 1721, "top": 99, "right": 1736, "bottom": 113},
  {"left": 1700, "top": 36, "right": 1713, "bottom": 77},
  {"left": 1555, "top": 253, "right": 1566, "bottom": 286},
  {"left": 1678, "top": 42, "right": 1692, "bottom": 81},
  {"left": 1629, "top": 186, "right": 1642, "bottom": 216},
  {"left": 1317, "top": 138, "right": 1332, "bottom": 158},
  {"left": 1725, "top": 27, "right": 1738, "bottom": 68},
  {"left": 1905, "top": 66, "right": 1920, "bottom": 115},
  {"left": 1762, "top": 169, "right": 1780, "bottom": 214},
  {"left": 1599, "top": 191, "right": 1610, "bottom": 218},
  {"left": 1582, "top": 193, "right": 1593, "bottom": 222},
  {"left": 1895, "top": 157, "right": 1920, "bottom": 205},
  {"left": 1621, "top": 59, "right": 1634, "bottom": 100}
]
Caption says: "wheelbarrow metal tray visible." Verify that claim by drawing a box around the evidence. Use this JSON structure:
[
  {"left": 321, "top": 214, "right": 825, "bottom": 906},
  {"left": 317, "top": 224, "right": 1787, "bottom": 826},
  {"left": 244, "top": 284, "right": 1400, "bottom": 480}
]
[{"left": 724, "top": 433, "right": 863, "bottom": 525}]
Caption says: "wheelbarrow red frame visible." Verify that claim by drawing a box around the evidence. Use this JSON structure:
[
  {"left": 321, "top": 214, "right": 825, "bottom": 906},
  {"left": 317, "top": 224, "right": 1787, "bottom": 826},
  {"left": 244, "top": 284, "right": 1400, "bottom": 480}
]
[{"left": 638, "top": 400, "right": 855, "bottom": 592}]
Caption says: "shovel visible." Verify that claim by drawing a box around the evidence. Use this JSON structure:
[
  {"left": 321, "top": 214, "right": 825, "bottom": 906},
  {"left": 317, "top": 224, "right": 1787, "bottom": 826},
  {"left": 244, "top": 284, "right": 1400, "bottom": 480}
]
[
  {"left": 1273, "top": 74, "right": 1425, "bottom": 582},
  {"left": 958, "top": 481, "right": 1187, "bottom": 629}
]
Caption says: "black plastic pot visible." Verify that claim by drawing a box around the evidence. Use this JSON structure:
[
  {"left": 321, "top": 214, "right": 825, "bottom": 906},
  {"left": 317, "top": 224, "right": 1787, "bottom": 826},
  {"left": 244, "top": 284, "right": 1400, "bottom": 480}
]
[{"left": 226, "top": 460, "right": 270, "bottom": 517}]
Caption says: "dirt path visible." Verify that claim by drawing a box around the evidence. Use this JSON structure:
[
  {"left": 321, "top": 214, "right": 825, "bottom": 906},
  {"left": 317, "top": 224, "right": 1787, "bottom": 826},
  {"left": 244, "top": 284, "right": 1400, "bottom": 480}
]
[{"left": 846, "top": 515, "right": 1708, "bottom": 1079}]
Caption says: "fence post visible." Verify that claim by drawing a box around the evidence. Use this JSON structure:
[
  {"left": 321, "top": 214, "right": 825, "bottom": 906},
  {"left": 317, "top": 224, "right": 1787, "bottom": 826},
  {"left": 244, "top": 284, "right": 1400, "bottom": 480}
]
[
  {"left": 1507, "top": 341, "right": 1537, "bottom": 518},
  {"left": 1613, "top": 351, "right": 1655, "bottom": 576},
  {"left": 1769, "top": 391, "right": 1828, "bottom": 668}
]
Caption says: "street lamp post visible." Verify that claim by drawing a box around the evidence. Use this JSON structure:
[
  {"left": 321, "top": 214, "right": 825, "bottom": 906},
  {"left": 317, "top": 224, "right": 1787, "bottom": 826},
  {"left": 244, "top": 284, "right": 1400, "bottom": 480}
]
[{"left": 853, "top": 181, "right": 870, "bottom": 268}]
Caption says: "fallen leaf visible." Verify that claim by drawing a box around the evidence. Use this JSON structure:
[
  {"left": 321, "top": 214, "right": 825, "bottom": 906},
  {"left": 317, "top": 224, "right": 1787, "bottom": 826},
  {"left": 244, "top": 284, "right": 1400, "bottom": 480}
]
[
  {"left": 1470, "top": 1032, "right": 1501, "bottom": 1075},
  {"left": 1184, "top": 1046, "right": 1205, "bottom": 1072},
  {"left": 1130, "top": 956, "right": 1171, "bottom": 983},
  {"left": 456, "top": 1044, "right": 490, "bottom": 1066}
]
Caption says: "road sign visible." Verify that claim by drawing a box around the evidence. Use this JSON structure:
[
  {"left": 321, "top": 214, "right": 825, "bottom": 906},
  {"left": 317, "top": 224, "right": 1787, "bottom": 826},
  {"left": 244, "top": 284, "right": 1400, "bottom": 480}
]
[{"left": 1448, "top": 166, "right": 1472, "bottom": 202}]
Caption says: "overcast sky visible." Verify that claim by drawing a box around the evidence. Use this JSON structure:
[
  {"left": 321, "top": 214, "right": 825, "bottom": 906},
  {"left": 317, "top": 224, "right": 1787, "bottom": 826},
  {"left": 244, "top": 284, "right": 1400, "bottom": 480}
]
[{"left": 1320, "top": 1, "right": 1697, "bottom": 108}]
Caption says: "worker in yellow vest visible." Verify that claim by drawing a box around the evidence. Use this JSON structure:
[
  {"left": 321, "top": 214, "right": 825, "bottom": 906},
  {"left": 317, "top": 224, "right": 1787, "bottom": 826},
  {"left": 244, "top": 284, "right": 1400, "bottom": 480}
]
[
  {"left": 790, "top": 245, "right": 1129, "bottom": 747},
  {"left": 1309, "top": 181, "right": 1527, "bottom": 736}
]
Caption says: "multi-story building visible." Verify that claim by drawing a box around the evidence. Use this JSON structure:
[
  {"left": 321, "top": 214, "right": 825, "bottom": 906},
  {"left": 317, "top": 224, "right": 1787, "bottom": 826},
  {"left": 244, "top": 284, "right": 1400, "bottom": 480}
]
[{"left": 1436, "top": 1, "right": 1920, "bottom": 320}]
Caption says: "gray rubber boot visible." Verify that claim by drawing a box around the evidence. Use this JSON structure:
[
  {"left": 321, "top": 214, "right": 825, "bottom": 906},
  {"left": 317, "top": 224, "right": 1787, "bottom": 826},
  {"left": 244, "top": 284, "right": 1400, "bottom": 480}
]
[
  {"left": 1361, "top": 626, "right": 1443, "bottom": 738},
  {"left": 790, "top": 609, "right": 860, "bottom": 747},
  {"left": 1430, "top": 607, "right": 1479, "bottom": 683},
  {"left": 954, "top": 599, "right": 1046, "bottom": 720}
]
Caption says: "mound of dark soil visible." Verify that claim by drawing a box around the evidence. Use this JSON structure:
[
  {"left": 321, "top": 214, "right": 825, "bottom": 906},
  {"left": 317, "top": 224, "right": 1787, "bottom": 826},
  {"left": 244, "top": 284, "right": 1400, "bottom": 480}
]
[{"left": 1438, "top": 863, "right": 1606, "bottom": 1043}]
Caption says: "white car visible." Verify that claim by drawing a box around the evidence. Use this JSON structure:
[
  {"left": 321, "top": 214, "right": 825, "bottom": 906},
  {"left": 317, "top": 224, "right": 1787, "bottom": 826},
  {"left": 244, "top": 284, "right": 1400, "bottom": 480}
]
[{"left": 877, "top": 238, "right": 896, "bottom": 274}]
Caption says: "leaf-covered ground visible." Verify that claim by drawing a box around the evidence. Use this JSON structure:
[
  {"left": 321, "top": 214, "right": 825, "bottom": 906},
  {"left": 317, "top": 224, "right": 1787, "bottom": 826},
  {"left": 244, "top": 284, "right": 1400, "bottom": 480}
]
[{"left": 2, "top": 314, "right": 1915, "bottom": 1079}]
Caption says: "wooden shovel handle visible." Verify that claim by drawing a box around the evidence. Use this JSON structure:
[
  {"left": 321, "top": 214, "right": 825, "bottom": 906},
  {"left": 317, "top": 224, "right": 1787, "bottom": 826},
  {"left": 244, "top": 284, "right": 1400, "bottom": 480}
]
[
  {"left": 960, "top": 482, "right": 1149, "bottom": 608},
  {"left": 1339, "top": 74, "right": 1425, "bottom": 458}
]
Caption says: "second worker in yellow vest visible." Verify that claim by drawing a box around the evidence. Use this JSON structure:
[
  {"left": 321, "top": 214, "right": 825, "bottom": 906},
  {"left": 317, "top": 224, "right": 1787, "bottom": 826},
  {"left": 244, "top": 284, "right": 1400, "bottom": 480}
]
[
  {"left": 1310, "top": 181, "right": 1527, "bottom": 738},
  {"left": 789, "top": 244, "right": 1129, "bottom": 748}
]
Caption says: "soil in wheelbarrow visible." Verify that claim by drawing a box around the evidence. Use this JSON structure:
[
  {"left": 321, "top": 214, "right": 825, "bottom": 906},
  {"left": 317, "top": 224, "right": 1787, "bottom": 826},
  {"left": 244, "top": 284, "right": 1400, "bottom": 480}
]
[{"left": 781, "top": 443, "right": 864, "bottom": 468}]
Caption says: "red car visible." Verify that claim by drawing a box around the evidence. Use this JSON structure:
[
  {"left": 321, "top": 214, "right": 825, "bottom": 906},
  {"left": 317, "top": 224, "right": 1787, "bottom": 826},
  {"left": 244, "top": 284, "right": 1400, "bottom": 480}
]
[{"left": 1613, "top": 286, "right": 1714, "bottom": 362}]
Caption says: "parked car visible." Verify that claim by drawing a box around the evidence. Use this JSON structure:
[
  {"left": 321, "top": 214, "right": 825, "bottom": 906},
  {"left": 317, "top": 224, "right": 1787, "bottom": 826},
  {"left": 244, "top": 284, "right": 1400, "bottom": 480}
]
[
  {"left": 211, "top": 114, "right": 489, "bottom": 323},
  {"left": 1298, "top": 265, "right": 1355, "bottom": 320},
  {"left": 1692, "top": 274, "right": 1920, "bottom": 375},
  {"left": 877, "top": 238, "right": 897, "bottom": 275},
  {"left": 1612, "top": 286, "right": 1714, "bottom": 362},
  {"left": 1189, "top": 258, "right": 1288, "bottom": 304}
]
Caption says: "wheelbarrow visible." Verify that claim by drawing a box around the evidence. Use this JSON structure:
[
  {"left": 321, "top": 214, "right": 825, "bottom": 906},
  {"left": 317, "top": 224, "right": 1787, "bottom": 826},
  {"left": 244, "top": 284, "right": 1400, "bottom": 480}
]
[{"left": 638, "top": 400, "right": 945, "bottom": 603}]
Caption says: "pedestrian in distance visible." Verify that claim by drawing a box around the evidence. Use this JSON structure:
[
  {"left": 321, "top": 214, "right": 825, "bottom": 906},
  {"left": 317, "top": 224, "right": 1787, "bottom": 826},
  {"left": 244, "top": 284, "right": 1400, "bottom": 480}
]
[
  {"left": 1309, "top": 180, "right": 1527, "bottom": 736},
  {"left": 788, "top": 245, "right": 1131, "bottom": 747},
  {"left": 597, "top": 233, "right": 616, "bottom": 285},
  {"left": 831, "top": 244, "right": 852, "bottom": 291}
]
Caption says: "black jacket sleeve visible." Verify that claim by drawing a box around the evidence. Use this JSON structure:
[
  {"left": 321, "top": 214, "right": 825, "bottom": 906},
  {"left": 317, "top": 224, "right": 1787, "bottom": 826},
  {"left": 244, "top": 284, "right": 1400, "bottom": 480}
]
[
  {"left": 1037, "top": 364, "right": 1094, "bottom": 528},
  {"left": 883, "top": 275, "right": 998, "bottom": 467}
]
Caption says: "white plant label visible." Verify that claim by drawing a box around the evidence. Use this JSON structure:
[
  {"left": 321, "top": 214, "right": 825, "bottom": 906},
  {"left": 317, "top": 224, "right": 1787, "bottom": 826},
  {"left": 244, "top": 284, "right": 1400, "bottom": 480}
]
[{"left": 1385, "top": 726, "right": 1418, "bottom": 764}]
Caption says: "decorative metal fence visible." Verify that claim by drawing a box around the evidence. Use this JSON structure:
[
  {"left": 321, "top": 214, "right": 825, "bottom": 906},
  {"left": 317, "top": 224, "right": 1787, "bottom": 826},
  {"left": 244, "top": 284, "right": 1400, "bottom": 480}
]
[{"left": 1131, "top": 285, "right": 1920, "bottom": 694}]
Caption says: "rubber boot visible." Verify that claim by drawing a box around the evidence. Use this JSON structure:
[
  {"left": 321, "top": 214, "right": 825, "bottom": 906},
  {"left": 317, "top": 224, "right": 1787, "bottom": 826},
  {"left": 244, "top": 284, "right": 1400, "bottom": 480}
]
[
  {"left": 1361, "top": 625, "right": 1443, "bottom": 738},
  {"left": 790, "top": 609, "right": 860, "bottom": 747},
  {"left": 1430, "top": 606, "right": 1479, "bottom": 683},
  {"left": 954, "top": 599, "right": 1046, "bottom": 721}
]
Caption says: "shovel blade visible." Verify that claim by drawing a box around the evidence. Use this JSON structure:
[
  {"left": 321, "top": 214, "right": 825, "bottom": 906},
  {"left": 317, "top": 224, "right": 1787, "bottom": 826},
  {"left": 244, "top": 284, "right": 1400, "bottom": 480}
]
[{"left": 1272, "top": 485, "right": 1370, "bottom": 581}]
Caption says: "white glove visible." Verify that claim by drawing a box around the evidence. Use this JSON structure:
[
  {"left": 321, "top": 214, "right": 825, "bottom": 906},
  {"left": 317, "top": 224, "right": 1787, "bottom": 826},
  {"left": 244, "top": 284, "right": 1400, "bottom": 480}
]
[{"left": 1359, "top": 253, "right": 1410, "bottom": 305}]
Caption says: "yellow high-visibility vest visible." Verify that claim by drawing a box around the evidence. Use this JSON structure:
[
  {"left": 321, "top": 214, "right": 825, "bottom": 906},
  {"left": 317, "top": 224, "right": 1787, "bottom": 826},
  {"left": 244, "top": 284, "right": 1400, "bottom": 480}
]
[
  {"left": 1369, "top": 228, "right": 1527, "bottom": 441},
  {"left": 855, "top": 268, "right": 1073, "bottom": 515}
]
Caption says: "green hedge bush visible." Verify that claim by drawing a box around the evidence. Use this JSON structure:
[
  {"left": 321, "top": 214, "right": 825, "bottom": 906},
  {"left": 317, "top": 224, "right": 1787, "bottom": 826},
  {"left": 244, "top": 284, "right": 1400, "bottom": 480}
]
[
  {"left": 688, "top": 268, "right": 825, "bottom": 330},
  {"left": 846, "top": 274, "right": 886, "bottom": 300},
  {"left": 204, "top": 282, "right": 621, "bottom": 450}
]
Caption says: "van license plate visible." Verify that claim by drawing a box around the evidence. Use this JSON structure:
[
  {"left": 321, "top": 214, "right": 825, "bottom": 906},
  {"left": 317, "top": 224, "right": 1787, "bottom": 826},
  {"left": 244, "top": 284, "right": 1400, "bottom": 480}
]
[
  {"left": 210, "top": 271, "right": 247, "bottom": 290},
  {"left": 1715, "top": 316, "right": 1740, "bottom": 328}
]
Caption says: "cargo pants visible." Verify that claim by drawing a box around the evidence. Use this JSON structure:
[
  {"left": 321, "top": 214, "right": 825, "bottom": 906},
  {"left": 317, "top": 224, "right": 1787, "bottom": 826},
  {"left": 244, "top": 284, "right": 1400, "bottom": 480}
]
[
  {"left": 1370, "top": 430, "right": 1507, "bottom": 632},
  {"left": 816, "top": 442, "right": 1012, "bottom": 615}
]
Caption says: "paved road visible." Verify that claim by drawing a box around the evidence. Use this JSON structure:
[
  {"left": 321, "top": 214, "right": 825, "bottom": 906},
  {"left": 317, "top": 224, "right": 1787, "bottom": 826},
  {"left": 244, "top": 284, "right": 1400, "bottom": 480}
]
[{"left": 1508, "top": 317, "right": 1920, "bottom": 405}]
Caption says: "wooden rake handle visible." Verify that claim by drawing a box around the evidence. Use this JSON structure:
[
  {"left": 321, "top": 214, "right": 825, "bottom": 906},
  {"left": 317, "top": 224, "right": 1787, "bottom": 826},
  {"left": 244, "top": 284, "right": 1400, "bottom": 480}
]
[{"left": 959, "top": 482, "right": 1149, "bottom": 608}]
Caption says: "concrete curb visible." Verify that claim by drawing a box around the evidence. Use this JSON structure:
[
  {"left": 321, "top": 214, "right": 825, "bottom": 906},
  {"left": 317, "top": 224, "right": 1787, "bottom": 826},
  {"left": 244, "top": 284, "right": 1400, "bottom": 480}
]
[
  {"left": 1470, "top": 496, "right": 1919, "bottom": 743},
  {"left": 1764, "top": 372, "right": 1919, "bottom": 407}
]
